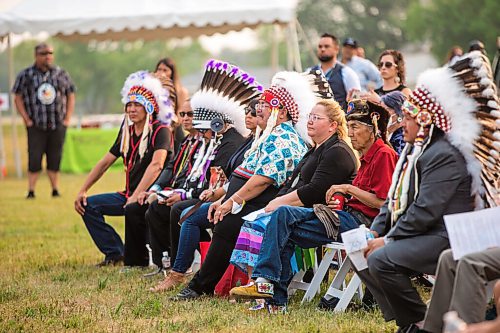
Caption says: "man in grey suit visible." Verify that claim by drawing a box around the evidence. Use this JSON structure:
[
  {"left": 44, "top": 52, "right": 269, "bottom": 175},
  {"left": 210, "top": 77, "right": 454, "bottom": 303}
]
[
  {"left": 423, "top": 248, "right": 500, "bottom": 333},
  {"left": 358, "top": 65, "right": 485, "bottom": 333}
]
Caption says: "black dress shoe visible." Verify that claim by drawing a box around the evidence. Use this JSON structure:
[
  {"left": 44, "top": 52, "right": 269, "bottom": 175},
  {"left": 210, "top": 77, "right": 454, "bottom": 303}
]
[
  {"left": 317, "top": 296, "right": 340, "bottom": 311},
  {"left": 52, "top": 189, "right": 61, "bottom": 197},
  {"left": 171, "top": 287, "right": 201, "bottom": 301},
  {"left": 96, "top": 256, "right": 124, "bottom": 267},
  {"left": 396, "top": 324, "right": 428, "bottom": 333},
  {"left": 26, "top": 191, "right": 35, "bottom": 199}
]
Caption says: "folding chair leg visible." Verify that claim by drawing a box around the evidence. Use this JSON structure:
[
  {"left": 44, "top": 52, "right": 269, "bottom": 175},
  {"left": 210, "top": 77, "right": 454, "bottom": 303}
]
[
  {"left": 334, "top": 274, "right": 362, "bottom": 312},
  {"left": 301, "top": 248, "right": 335, "bottom": 303},
  {"left": 288, "top": 270, "right": 306, "bottom": 297},
  {"left": 324, "top": 256, "right": 352, "bottom": 300}
]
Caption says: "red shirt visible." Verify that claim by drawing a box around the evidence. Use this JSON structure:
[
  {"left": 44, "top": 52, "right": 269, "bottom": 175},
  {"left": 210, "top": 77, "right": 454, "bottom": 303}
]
[{"left": 347, "top": 138, "right": 398, "bottom": 219}]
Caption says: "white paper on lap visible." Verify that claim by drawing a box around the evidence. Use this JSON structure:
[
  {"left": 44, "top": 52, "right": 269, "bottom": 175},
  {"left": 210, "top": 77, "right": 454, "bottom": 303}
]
[
  {"left": 341, "top": 227, "right": 369, "bottom": 270},
  {"left": 444, "top": 207, "right": 500, "bottom": 260},
  {"left": 242, "top": 208, "right": 270, "bottom": 222}
]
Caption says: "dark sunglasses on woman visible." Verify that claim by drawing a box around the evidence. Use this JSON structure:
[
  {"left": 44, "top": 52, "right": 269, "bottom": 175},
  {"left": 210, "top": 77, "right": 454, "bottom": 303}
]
[{"left": 378, "top": 61, "right": 397, "bottom": 69}]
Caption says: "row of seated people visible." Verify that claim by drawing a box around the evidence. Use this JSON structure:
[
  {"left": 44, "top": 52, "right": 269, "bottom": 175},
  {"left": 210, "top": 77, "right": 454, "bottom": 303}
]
[{"left": 75, "top": 53, "right": 499, "bottom": 333}]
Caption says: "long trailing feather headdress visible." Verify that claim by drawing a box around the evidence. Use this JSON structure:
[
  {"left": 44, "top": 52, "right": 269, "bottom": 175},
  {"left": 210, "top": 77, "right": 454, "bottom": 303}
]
[{"left": 190, "top": 59, "right": 263, "bottom": 136}]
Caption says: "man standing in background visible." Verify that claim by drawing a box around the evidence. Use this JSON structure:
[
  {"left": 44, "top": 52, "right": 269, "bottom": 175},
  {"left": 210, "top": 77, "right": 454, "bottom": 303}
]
[
  {"left": 341, "top": 37, "right": 382, "bottom": 92},
  {"left": 310, "top": 33, "right": 360, "bottom": 111},
  {"left": 12, "top": 43, "right": 76, "bottom": 199}
]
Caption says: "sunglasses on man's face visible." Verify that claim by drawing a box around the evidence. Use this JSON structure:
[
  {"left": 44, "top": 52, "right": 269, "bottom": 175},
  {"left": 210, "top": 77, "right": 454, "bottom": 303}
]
[
  {"left": 179, "top": 111, "right": 194, "bottom": 118},
  {"left": 245, "top": 108, "right": 257, "bottom": 117},
  {"left": 378, "top": 61, "right": 396, "bottom": 69},
  {"left": 37, "top": 51, "right": 54, "bottom": 56}
]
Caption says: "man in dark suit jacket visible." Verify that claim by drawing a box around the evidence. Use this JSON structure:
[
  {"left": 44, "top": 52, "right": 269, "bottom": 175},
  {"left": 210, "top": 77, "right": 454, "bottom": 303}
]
[{"left": 359, "top": 69, "right": 482, "bottom": 333}]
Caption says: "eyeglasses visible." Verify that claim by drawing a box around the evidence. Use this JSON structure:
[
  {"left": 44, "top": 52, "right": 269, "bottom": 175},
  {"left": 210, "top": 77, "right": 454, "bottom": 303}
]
[
  {"left": 37, "top": 51, "right": 54, "bottom": 56},
  {"left": 308, "top": 114, "right": 328, "bottom": 122},
  {"left": 179, "top": 111, "right": 194, "bottom": 118},
  {"left": 245, "top": 108, "right": 257, "bottom": 117},
  {"left": 378, "top": 61, "right": 397, "bottom": 69},
  {"left": 255, "top": 102, "right": 270, "bottom": 111}
]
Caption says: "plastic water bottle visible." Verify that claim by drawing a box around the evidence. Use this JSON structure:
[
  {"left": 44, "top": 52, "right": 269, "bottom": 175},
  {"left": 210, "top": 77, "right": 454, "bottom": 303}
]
[
  {"left": 443, "top": 311, "right": 466, "bottom": 333},
  {"left": 361, "top": 224, "right": 375, "bottom": 241},
  {"left": 161, "top": 251, "right": 171, "bottom": 270}
]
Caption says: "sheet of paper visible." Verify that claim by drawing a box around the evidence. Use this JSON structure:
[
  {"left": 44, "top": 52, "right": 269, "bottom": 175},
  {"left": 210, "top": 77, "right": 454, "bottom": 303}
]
[
  {"left": 444, "top": 207, "right": 500, "bottom": 260},
  {"left": 341, "top": 227, "right": 369, "bottom": 271},
  {"left": 348, "top": 251, "right": 368, "bottom": 271},
  {"left": 341, "top": 227, "right": 368, "bottom": 254},
  {"left": 242, "top": 208, "right": 269, "bottom": 222}
]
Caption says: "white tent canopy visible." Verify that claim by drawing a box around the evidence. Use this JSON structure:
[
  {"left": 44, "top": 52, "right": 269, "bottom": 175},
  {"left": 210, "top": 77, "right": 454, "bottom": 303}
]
[
  {"left": 0, "top": 0, "right": 301, "bottom": 178},
  {"left": 0, "top": 0, "right": 297, "bottom": 40}
]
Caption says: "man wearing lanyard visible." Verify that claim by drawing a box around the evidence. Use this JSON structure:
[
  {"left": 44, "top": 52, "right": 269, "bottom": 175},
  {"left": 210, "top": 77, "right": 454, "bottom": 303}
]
[{"left": 12, "top": 43, "right": 76, "bottom": 199}]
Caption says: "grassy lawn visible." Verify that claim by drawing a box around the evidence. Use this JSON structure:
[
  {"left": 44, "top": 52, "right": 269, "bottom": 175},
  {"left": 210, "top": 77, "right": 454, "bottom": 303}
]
[
  {"left": 0, "top": 125, "right": 403, "bottom": 332},
  {"left": 0, "top": 172, "right": 401, "bottom": 332}
]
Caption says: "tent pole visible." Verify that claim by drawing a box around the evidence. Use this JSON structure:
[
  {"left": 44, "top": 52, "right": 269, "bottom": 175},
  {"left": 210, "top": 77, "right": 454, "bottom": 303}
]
[
  {"left": 8, "top": 33, "right": 22, "bottom": 178},
  {"left": 295, "top": 19, "right": 317, "bottom": 66},
  {"left": 289, "top": 19, "right": 302, "bottom": 72},
  {"left": 286, "top": 23, "right": 293, "bottom": 70},
  {"left": 271, "top": 24, "right": 279, "bottom": 74},
  {"left": 0, "top": 40, "right": 6, "bottom": 179}
]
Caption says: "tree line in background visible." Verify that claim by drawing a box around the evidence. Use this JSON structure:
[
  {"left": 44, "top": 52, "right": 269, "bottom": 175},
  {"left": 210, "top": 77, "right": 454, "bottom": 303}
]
[{"left": 0, "top": 0, "right": 498, "bottom": 116}]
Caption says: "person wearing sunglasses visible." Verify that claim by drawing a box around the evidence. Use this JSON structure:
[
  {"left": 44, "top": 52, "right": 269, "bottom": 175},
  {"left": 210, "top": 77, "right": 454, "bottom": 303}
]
[
  {"left": 126, "top": 100, "right": 201, "bottom": 271},
  {"left": 149, "top": 98, "right": 260, "bottom": 292},
  {"left": 374, "top": 49, "right": 412, "bottom": 97},
  {"left": 12, "top": 42, "right": 76, "bottom": 199}
]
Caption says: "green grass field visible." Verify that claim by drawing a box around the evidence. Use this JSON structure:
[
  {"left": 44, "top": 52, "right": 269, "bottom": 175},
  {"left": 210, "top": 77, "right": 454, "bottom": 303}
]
[
  {"left": 0, "top": 172, "right": 402, "bottom": 332},
  {"left": 0, "top": 125, "right": 402, "bottom": 332}
]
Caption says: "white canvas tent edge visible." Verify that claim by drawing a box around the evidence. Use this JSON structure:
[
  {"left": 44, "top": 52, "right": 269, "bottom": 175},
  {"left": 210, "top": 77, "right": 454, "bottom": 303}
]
[{"left": 0, "top": 0, "right": 301, "bottom": 178}]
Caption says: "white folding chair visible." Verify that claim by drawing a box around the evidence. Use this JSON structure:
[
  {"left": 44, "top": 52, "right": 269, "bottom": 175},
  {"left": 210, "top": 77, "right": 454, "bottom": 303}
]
[
  {"left": 287, "top": 250, "right": 319, "bottom": 298},
  {"left": 292, "top": 242, "right": 363, "bottom": 311}
]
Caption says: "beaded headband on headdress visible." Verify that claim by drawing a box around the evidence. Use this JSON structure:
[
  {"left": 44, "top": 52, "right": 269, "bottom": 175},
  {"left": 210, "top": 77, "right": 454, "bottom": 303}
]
[
  {"left": 120, "top": 70, "right": 174, "bottom": 124},
  {"left": 119, "top": 70, "right": 175, "bottom": 162},
  {"left": 260, "top": 87, "right": 299, "bottom": 123},
  {"left": 403, "top": 88, "right": 451, "bottom": 133},
  {"left": 126, "top": 86, "right": 159, "bottom": 115}
]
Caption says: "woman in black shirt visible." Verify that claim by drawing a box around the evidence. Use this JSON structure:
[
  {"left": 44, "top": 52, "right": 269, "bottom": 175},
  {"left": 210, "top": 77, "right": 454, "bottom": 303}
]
[
  {"left": 230, "top": 99, "right": 358, "bottom": 279},
  {"left": 374, "top": 49, "right": 411, "bottom": 97}
]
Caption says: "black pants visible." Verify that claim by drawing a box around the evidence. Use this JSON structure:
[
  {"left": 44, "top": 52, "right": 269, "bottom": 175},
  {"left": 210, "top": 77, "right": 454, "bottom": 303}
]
[
  {"left": 27, "top": 124, "right": 67, "bottom": 172},
  {"left": 146, "top": 199, "right": 198, "bottom": 267},
  {"left": 124, "top": 202, "right": 150, "bottom": 266},
  {"left": 188, "top": 202, "right": 263, "bottom": 295}
]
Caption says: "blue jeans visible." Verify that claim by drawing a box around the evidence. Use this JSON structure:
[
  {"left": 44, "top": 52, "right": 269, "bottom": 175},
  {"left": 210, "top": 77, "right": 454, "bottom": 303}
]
[
  {"left": 81, "top": 192, "right": 126, "bottom": 260},
  {"left": 172, "top": 203, "right": 212, "bottom": 273},
  {"left": 251, "top": 206, "right": 360, "bottom": 305}
]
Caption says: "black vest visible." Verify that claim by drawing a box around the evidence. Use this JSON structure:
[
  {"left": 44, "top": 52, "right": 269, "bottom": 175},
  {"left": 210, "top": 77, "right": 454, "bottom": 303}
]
[{"left": 313, "top": 63, "right": 348, "bottom": 111}]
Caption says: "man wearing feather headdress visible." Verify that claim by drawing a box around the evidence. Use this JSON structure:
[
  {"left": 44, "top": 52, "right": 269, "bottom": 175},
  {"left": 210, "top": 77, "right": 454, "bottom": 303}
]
[
  {"left": 74, "top": 71, "right": 175, "bottom": 267},
  {"left": 356, "top": 51, "right": 499, "bottom": 333},
  {"left": 144, "top": 60, "right": 256, "bottom": 275}
]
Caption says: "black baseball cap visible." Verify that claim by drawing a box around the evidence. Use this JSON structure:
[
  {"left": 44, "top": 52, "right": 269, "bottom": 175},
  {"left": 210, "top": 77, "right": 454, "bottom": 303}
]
[
  {"left": 469, "top": 40, "right": 485, "bottom": 52},
  {"left": 343, "top": 38, "right": 358, "bottom": 48}
]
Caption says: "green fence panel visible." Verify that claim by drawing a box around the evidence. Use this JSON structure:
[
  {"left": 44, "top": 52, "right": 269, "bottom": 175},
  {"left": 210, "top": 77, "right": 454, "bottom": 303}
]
[{"left": 61, "top": 128, "right": 122, "bottom": 174}]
